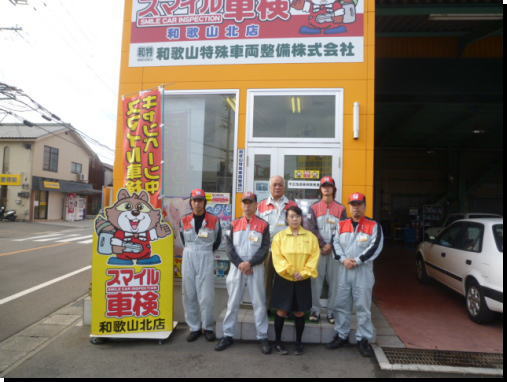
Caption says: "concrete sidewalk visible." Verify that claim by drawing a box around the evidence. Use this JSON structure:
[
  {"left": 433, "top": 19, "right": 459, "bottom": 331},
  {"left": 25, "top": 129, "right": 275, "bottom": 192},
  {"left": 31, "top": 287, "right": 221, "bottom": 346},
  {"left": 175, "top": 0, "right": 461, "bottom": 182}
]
[{"left": 0, "top": 285, "right": 489, "bottom": 378}]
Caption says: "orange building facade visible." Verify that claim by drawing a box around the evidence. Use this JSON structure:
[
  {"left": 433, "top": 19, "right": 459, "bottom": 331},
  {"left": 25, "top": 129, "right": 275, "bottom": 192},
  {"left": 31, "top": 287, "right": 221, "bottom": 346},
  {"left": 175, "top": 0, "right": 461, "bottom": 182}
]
[{"left": 115, "top": 0, "right": 376, "bottom": 219}]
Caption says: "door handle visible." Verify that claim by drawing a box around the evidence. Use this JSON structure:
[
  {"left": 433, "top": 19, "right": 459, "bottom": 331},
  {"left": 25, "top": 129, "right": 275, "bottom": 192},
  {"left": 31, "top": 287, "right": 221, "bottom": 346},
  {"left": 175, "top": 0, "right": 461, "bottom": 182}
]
[
  {"left": 466, "top": 260, "right": 472, "bottom": 265},
  {"left": 441, "top": 253, "right": 446, "bottom": 257}
]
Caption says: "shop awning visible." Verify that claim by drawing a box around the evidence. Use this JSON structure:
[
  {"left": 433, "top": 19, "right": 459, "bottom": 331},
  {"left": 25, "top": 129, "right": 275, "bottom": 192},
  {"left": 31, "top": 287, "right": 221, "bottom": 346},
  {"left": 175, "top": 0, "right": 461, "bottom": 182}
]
[{"left": 32, "top": 176, "right": 102, "bottom": 195}]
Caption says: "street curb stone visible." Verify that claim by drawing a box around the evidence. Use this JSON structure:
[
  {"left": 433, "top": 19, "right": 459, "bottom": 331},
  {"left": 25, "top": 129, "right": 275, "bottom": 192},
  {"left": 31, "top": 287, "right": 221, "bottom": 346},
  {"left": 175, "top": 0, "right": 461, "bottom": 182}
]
[{"left": 0, "top": 294, "right": 87, "bottom": 377}]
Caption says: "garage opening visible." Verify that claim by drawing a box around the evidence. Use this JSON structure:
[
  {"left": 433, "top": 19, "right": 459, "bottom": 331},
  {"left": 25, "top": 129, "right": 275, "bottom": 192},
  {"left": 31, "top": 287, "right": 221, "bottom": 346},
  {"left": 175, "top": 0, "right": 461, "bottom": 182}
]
[{"left": 372, "top": 0, "right": 502, "bottom": 353}]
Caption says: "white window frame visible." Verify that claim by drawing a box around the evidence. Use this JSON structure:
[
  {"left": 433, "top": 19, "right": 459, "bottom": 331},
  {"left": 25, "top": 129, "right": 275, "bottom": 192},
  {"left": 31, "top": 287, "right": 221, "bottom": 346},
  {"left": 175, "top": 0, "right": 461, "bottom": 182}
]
[
  {"left": 161, "top": 89, "right": 239, "bottom": 212},
  {"left": 247, "top": 88, "right": 344, "bottom": 145},
  {"left": 246, "top": 146, "right": 342, "bottom": 203}
]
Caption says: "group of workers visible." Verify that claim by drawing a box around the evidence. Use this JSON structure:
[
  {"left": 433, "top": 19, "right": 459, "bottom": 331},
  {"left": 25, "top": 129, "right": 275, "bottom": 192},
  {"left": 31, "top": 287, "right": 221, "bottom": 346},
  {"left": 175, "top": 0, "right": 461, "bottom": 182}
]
[{"left": 179, "top": 176, "right": 383, "bottom": 357}]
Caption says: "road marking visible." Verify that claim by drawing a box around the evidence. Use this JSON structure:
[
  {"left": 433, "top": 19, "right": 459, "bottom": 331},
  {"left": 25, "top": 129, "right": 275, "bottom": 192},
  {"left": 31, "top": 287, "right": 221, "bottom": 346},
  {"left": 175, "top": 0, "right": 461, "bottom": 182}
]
[
  {"left": 77, "top": 239, "right": 93, "bottom": 244},
  {"left": 55, "top": 235, "right": 92, "bottom": 243},
  {"left": 0, "top": 266, "right": 92, "bottom": 305},
  {"left": 0, "top": 242, "right": 69, "bottom": 257},
  {"left": 34, "top": 234, "right": 79, "bottom": 242},
  {"left": 13, "top": 233, "right": 64, "bottom": 241}
]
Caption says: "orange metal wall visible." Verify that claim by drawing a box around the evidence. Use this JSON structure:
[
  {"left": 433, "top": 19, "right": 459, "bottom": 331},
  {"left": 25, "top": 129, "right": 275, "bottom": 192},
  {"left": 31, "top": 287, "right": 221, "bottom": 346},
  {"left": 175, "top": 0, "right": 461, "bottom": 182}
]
[{"left": 115, "top": 0, "right": 376, "bottom": 217}]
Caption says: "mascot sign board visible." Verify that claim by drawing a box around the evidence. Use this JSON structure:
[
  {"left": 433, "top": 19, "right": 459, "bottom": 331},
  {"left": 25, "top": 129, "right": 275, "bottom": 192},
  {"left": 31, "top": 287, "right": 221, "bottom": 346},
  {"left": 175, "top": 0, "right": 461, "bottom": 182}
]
[
  {"left": 91, "top": 189, "right": 174, "bottom": 339},
  {"left": 129, "top": 0, "right": 364, "bottom": 67},
  {"left": 91, "top": 86, "right": 174, "bottom": 340}
]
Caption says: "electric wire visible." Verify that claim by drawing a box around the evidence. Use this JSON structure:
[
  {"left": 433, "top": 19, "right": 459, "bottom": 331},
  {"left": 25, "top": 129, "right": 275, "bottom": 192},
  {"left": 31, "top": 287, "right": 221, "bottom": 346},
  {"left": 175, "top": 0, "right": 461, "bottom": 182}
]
[{"left": 0, "top": 82, "right": 115, "bottom": 154}]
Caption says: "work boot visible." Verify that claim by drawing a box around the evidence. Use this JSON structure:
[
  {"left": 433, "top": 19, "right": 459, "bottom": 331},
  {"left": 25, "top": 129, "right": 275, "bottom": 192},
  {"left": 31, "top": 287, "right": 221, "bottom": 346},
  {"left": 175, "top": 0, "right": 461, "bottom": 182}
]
[
  {"left": 274, "top": 342, "right": 289, "bottom": 355},
  {"left": 326, "top": 334, "right": 348, "bottom": 349},
  {"left": 294, "top": 342, "right": 304, "bottom": 356},
  {"left": 203, "top": 330, "right": 216, "bottom": 342},
  {"left": 259, "top": 339, "right": 272, "bottom": 354},
  {"left": 186, "top": 330, "right": 202, "bottom": 342},
  {"left": 214, "top": 336, "right": 233, "bottom": 351},
  {"left": 357, "top": 338, "right": 374, "bottom": 357}
]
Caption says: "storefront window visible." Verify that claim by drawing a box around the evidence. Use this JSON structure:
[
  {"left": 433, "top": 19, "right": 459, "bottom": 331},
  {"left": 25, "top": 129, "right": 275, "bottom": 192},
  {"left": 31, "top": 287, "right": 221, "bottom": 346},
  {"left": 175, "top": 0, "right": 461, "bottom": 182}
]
[
  {"left": 252, "top": 95, "right": 335, "bottom": 139},
  {"left": 162, "top": 93, "right": 236, "bottom": 197}
]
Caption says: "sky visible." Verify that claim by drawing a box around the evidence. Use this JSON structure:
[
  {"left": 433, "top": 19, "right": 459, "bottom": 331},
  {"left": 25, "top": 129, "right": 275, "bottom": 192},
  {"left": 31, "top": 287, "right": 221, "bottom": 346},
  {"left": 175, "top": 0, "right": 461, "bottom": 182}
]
[{"left": 0, "top": 0, "right": 125, "bottom": 165}]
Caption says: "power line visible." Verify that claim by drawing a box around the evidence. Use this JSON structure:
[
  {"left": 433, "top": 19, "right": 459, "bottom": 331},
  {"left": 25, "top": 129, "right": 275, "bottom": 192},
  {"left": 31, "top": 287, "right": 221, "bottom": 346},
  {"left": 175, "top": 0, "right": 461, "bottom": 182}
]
[{"left": 0, "top": 83, "right": 116, "bottom": 155}]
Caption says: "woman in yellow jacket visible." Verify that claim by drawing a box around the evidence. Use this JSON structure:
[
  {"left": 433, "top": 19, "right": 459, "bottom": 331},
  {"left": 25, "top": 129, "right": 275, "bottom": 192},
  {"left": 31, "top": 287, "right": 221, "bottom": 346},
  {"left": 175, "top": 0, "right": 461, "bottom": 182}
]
[{"left": 271, "top": 205, "right": 320, "bottom": 355}]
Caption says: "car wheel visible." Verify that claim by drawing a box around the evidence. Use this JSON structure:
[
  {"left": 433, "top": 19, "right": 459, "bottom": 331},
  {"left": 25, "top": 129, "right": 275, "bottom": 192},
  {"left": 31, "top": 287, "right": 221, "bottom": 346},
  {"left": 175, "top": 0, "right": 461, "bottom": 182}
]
[
  {"left": 416, "top": 255, "right": 430, "bottom": 284},
  {"left": 465, "top": 280, "right": 495, "bottom": 324}
]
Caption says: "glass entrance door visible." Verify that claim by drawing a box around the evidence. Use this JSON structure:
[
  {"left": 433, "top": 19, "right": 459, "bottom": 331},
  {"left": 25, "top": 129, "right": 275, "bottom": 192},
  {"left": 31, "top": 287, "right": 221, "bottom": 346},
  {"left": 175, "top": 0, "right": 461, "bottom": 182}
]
[{"left": 246, "top": 147, "right": 341, "bottom": 203}]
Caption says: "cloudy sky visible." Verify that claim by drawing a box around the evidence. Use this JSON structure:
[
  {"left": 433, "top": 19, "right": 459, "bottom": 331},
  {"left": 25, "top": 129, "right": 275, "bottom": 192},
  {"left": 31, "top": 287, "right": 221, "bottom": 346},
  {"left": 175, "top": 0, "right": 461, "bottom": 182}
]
[{"left": 0, "top": 0, "right": 125, "bottom": 164}]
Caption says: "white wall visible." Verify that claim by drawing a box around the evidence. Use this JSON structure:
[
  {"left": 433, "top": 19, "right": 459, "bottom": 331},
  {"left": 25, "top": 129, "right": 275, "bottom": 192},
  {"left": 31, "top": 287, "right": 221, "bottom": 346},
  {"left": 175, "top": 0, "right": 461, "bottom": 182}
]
[
  {"left": 0, "top": 141, "right": 33, "bottom": 220},
  {"left": 32, "top": 131, "right": 90, "bottom": 182}
]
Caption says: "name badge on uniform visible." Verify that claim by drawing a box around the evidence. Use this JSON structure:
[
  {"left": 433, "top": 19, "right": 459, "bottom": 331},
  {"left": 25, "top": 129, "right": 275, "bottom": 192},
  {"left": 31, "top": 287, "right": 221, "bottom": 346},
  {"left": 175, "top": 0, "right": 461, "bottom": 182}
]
[
  {"left": 249, "top": 235, "right": 259, "bottom": 242},
  {"left": 198, "top": 231, "right": 209, "bottom": 238},
  {"left": 358, "top": 234, "right": 369, "bottom": 242}
]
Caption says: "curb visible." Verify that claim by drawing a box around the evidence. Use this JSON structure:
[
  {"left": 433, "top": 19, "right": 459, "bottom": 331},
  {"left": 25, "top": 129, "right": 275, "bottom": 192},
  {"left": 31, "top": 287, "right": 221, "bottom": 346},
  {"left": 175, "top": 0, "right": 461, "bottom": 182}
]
[{"left": 0, "top": 294, "right": 88, "bottom": 377}]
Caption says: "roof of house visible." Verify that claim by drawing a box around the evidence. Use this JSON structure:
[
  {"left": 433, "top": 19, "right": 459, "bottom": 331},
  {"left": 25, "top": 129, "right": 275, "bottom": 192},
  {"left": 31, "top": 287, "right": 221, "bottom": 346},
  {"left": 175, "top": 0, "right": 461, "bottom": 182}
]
[
  {"left": 0, "top": 123, "right": 67, "bottom": 140},
  {"left": 0, "top": 123, "right": 99, "bottom": 160}
]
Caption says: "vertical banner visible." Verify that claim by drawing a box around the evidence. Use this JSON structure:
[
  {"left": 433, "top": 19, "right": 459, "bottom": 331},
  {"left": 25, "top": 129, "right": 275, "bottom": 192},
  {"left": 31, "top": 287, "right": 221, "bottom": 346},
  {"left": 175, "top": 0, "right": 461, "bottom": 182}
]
[
  {"left": 91, "top": 189, "right": 174, "bottom": 340},
  {"left": 123, "top": 87, "right": 163, "bottom": 208}
]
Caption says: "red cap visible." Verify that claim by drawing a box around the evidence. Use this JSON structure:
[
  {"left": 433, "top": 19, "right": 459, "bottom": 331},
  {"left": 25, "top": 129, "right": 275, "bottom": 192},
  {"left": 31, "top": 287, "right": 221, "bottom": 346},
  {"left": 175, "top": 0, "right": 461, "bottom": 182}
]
[
  {"left": 191, "top": 188, "right": 206, "bottom": 200},
  {"left": 242, "top": 192, "right": 257, "bottom": 202},
  {"left": 320, "top": 176, "right": 335, "bottom": 186},
  {"left": 348, "top": 192, "right": 366, "bottom": 204}
]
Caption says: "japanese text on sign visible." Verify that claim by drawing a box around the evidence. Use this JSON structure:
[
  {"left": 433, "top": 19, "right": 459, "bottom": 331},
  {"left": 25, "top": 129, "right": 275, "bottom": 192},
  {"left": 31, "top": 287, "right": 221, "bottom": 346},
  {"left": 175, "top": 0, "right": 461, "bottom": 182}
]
[
  {"left": 123, "top": 88, "right": 163, "bottom": 206},
  {"left": 130, "top": 0, "right": 365, "bottom": 66},
  {"left": 236, "top": 149, "right": 245, "bottom": 193},
  {"left": 294, "top": 169, "right": 320, "bottom": 179},
  {"left": 106, "top": 268, "right": 161, "bottom": 319}
]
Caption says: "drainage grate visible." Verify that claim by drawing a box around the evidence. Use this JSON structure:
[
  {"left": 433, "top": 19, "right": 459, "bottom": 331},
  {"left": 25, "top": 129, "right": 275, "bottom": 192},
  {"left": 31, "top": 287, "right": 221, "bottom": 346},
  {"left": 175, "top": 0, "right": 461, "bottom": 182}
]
[{"left": 382, "top": 347, "right": 503, "bottom": 369}]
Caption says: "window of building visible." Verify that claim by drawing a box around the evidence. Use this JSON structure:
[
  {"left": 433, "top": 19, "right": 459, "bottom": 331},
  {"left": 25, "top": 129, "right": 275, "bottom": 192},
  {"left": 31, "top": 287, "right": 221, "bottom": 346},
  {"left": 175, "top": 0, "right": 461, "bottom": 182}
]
[
  {"left": 162, "top": 92, "right": 237, "bottom": 197},
  {"left": 2, "top": 146, "right": 9, "bottom": 172},
  {"left": 43, "top": 146, "right": 59, "bottom": 172},
  {"left": 71, "top": 162, "right": 82, "bottom": 174},
  {"left": 248, "top": 89, "right": 343, "bottom": 143}
]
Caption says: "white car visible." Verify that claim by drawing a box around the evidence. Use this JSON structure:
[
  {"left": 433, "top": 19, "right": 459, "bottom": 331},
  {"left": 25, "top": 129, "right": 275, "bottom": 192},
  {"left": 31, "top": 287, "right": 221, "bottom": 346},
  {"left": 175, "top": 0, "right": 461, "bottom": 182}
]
[
  {"left": 416, "top": 218, "right": 503, "bottom": 324},
  {"left": 425, "top": 212, "right": 502, "bottom": 239}
]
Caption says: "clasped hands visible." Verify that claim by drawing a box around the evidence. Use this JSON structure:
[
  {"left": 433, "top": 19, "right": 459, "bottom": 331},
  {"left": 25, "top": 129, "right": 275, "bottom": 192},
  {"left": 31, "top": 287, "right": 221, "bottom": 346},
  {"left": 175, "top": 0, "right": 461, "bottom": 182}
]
[
  {"left": 343, "top": 258, "right": 358, "bottom": 269},
  {"left": 238, "top": 261, "right": 253, "bottom": 275}
]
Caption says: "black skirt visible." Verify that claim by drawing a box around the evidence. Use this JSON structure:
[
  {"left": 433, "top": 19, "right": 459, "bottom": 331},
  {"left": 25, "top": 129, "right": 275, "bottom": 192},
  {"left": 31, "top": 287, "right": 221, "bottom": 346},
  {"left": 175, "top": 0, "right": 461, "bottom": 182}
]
[{"left": 271, "top": 273, "right": 312, "bottom": 313}]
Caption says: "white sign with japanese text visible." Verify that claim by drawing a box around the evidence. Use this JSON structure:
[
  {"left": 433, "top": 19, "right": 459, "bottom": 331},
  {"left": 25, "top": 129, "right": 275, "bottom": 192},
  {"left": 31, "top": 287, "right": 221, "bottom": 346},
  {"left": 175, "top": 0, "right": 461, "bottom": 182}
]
[
  {"left": 129, "top": 0, "right": 365, "bottom": 67},
  {"left": 288, "top": 180, "right": 320, "bottom": 189}
]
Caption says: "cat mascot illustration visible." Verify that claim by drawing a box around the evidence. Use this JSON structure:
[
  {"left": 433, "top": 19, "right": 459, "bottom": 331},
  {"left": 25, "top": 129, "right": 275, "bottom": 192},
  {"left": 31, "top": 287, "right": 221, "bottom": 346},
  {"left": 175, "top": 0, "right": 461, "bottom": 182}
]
[
  {"left": 291, "top": 0, "right": 357, "bottom": 35},
  {"left": 95, "top": 189, "right": 172, "bottom": 266}
]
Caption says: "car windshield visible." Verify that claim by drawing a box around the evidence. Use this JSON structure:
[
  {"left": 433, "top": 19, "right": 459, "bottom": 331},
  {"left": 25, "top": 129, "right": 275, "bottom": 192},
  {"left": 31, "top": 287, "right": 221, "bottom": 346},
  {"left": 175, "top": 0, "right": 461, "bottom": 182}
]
[{"left": 492, "top": 225, "right": 503, "bottom": 252}]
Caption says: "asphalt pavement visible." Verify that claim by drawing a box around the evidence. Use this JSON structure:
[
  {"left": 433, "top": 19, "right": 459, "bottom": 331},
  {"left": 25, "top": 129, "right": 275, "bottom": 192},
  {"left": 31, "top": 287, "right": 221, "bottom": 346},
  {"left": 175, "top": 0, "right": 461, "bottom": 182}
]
[{"left": 0, "top": 220, "right": 93, "bottom": 341}]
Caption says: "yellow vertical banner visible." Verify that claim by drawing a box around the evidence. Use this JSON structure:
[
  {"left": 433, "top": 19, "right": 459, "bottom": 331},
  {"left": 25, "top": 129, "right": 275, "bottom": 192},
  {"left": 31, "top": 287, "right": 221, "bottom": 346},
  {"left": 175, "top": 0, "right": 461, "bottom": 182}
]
[{"left": 91, "top": 188, "right": 174, "bottom": 340}]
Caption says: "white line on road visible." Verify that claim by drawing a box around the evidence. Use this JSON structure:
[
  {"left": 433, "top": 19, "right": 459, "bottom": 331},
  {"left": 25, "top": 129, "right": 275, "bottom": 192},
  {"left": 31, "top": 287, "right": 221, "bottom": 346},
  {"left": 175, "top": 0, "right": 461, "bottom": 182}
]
[
  {"left": 55, "top": 235, "right": 92, "bottom": 242},
  {"left": 0, "top": 266, "right": 92, "bottom": 306},
  {"left": 13, "top": 233, "right": 64, "bottom": 241},
  {"left": 77, "top": 239, "right": 93, "bottom": 244},
  {"left": 34, "top": 234, "right": 80, "bottom": 242}
]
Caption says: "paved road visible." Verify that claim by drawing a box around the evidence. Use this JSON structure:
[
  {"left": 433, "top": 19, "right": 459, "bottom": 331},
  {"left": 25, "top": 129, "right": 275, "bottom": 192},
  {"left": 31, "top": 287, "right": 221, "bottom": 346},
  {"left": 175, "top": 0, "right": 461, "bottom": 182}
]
[{"left": 0, "top": 221, "right": 93, "bottom": 342}]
